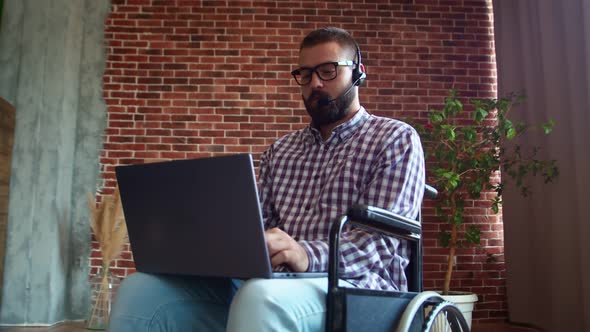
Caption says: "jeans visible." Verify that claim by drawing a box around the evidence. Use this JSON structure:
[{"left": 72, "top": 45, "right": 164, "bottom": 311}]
[{"left": 109, "top": 272, "right": 340, "bottom": 331}]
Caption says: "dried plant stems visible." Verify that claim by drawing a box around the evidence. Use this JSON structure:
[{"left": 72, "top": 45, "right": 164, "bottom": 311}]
[
  {"left": 86, "top": 187, "right": 127, "bottom": 330},
  {"left": 88, "top": 188, "right": 127, "bottom": 268}
]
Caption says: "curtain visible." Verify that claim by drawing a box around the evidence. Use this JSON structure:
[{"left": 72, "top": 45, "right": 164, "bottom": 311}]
[{"left": 493, "top": 1, "right": 590, "bottom": 331}]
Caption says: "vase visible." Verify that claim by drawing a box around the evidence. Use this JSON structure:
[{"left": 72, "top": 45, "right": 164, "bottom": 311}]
[
  {"left": 85, "top": 268, "right": 121, "bottom": 330},
  {"left": 439, "top": 291, "right": 478, "bottom": 329}
]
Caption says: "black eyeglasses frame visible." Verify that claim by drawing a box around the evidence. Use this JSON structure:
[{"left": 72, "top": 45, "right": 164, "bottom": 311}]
[{"left": 291, "top": 60, "right": 355, "bottom": 86}]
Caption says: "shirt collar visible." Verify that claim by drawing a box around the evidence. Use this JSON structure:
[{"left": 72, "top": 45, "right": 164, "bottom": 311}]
[{"left": 304, "top": 107, "right": 369, "bottom": 145}]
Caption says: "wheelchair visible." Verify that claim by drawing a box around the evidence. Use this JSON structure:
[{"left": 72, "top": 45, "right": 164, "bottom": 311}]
[{"left": 326, "top": 185, "right": 471, "bottom": 332}]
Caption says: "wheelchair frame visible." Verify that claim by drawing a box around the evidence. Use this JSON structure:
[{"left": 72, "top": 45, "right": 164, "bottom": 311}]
[{"left": 326, "top": 186, "right": 470, "bottom": 332}]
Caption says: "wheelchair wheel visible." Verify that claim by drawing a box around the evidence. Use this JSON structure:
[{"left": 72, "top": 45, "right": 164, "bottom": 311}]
[{"left": 423, "top": 301, "right": 470, "bottom": 332}]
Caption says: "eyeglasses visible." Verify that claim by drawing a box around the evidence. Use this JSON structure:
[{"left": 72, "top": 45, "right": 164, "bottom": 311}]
[{"left": 291, "top": 61, "right": 355, "bottom": 86}]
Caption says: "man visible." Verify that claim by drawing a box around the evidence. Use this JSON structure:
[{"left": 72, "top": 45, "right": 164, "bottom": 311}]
[{"left": 110, "top": 27, "right": 424, "bottom": 331}]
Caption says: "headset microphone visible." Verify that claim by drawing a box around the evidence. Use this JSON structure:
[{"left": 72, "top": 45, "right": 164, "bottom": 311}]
[{"left": 317, "top": 77, "right": 361, "bottom": 107}]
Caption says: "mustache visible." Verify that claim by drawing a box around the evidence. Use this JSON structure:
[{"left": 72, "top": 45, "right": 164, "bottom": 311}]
[{"left": 306, "top": 90, "right": 331, "bottom": 103}]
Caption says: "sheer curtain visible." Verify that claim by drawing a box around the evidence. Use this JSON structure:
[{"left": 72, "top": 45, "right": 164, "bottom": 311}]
[{"left": 493, "top": 1, "right": 590, "bottom": 331}]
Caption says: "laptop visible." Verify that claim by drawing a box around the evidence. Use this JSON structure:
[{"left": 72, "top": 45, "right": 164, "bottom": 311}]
[{"left": 115, "top": 153, "right": 326, "bottom": 279}]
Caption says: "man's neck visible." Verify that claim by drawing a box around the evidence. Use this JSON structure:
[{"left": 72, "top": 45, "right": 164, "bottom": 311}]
[{"left": 317, "top": 105, "right": 361, "bottom": 141}]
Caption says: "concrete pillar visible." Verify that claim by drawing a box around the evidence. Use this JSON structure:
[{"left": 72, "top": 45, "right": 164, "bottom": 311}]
[{"left": 0, "top": 0, "right": 109, "bottom": 324}]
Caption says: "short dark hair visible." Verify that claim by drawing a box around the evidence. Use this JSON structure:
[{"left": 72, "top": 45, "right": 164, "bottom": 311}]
[{"left": 299, "top": 27, "right": 358, "bottom": 60}]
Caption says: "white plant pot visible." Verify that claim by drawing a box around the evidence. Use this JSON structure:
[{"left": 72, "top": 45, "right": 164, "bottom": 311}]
[{"left": 439, "top": 292, "right": 478, "bottom": 329}]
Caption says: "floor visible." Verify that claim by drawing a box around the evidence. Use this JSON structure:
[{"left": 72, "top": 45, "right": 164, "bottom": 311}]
[
  {"left": 0, "top": 321, "right": 541, "bottom": 331},
  {"left": 0, "top": 321, "right": 86, "bottom": 332},
  {"left": 472, "top": 321, "right": 541, "bottom": 331}
]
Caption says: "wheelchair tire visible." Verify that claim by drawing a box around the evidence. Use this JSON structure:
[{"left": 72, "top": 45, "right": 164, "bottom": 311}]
[{"left": 422, "top": 301, "right": 470, "bottom": 332}]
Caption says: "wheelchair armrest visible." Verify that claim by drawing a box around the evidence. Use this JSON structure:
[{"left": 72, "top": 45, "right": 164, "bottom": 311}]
[
  {"left": 340, "top": 185, "right": 436, "bottom": 240},
  {"left": 338, "top": 184, "right": 436, "bottom": 241},
  {"left": 345, "top": 204, "right": 421, "bottom": 239},
  {"left": 424, "top": 184, "right": 438, "bottom": 200}
]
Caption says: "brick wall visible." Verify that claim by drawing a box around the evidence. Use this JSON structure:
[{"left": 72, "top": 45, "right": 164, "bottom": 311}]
[{"left": 95, "top": 0, "right": 504, "bottom": 322}]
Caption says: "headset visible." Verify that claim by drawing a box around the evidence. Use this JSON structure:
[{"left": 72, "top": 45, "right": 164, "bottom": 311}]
[{"left": 352, "top": 42, "right": 367, "bottom": 86}]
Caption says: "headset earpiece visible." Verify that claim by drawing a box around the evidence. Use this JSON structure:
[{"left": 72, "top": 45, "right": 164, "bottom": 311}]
[
  {"left": 353, "top": 67, "right": 366, "bottom": 86},
  {"left": 352, "top": 43, "right": 366, "bottom": 86}
]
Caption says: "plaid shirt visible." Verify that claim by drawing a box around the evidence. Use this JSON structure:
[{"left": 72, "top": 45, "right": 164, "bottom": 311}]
[{"left": 258, "top": 107, "right": 425, "bottom": 291}]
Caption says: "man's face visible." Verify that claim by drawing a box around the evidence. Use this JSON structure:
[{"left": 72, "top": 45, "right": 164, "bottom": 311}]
[{"left": 297, "top": 42, "right": 356, "bottom": 127}]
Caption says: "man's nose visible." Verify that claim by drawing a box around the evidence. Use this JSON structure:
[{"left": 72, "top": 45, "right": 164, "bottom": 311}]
[{"left": 309, "top": 71, "right": 324, "bottom": 88}]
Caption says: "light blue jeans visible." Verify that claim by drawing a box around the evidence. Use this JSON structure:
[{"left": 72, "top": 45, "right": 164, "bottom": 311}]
[{"left": 109, "top": 272, "right": 341, "bottom": 331}]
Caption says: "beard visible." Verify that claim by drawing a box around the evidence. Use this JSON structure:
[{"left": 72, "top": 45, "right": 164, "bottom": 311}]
[{"left": 303, "top": 88, "right": 355, "bottom": 128}]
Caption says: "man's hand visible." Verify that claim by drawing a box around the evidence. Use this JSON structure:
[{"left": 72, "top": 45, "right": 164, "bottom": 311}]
[{"left": 265, "top": 228, "right": 309, "bottom": 272}]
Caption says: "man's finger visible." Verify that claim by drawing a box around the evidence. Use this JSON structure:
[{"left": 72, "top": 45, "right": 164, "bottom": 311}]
[
  {"left": 270, "top": 250, "right": 289, "bottom": 267},
  {"left": 265, "top": 228, "right": 288, "bottom": 254}
]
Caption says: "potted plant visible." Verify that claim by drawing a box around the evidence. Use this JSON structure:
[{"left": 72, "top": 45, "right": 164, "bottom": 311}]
[{"left": 413, "top": 90, "right": 559, "bottom": 325}]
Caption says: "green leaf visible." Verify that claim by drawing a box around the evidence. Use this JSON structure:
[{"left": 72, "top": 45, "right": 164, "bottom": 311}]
[
  {"left": 442, "top": 125, "right": 456, "bottom": 141},
  {"left": 474, "top": 106, "right": 488, "bottom": 123},
  {"left": 465, "top": 225, "right": 481, "bottom": 245},
  {"left": 542, "top": 120, "right": 555, "bottom": 134},
  {"left": 491, "top": 202, "right": 499, "bottom": 214},
  {"left": 506, "top": 127, "right": 516, "bottom": 139},
  {"left": 430, "top": 112, "right": 444, "bottom": 124},
  {"left": 469, "top": 181, "right": 483, "bottom": 197},
  {"left": 503, "top": 119, "right": 516, "bottom": 139},
  {"left": 452, "top": 210, "right": 464, "bottom": 225},
  {"left": 439, "top": 231, "right": 451, "bottom": 247},
  {"left": 462, "top": 127, "right": 477, "bottom": 142},
  {"left": 453, "top": 99, "right": 463, "bottom": 112}
]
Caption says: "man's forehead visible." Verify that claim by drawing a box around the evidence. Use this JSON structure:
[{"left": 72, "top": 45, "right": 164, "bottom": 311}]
[{"left": 298, "top": 42, "right": 347, "bottom": 67}]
